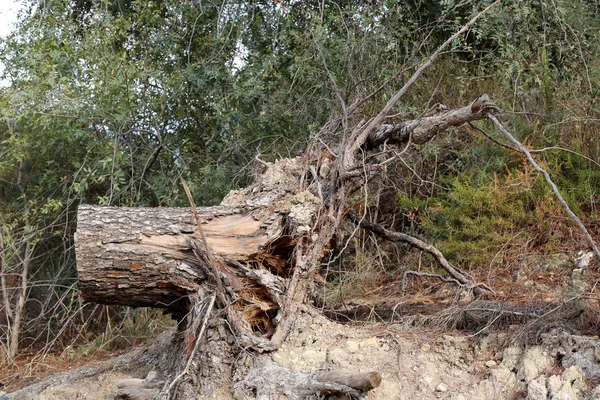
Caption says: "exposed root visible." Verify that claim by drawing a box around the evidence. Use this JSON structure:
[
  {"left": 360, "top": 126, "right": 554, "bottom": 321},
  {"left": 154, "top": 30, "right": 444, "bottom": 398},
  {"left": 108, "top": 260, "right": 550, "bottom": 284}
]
[
  {"left": 322, "top": 298, "right": 592, "bottom": 342},
  {"left": 161, "top": 293, "right": 216, "bottom": 399}
]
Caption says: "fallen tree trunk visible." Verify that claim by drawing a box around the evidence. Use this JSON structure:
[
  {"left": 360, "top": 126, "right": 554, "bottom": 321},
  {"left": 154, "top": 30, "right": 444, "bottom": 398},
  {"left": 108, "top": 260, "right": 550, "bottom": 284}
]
[
  {"left": 75, "top": 94, "right": 497, "bottom": 336},
  {"left": 74, "top": 94, "right": 499, "bottom": 398},
  {"left": 75, "top": 204, "right": 286, "bottom": 318}
]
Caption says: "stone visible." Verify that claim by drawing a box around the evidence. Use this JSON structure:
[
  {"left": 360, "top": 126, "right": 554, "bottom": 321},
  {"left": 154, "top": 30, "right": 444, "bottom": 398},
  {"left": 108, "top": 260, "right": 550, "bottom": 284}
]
[
  {"left": 490, "top": 366, "right": 517, "bottom": 391},
  {"left": 518, "top": 346, "right": 552, "bottom": 384},
  {"left": 552, "top": 385, "right": 578, "bottom": 400},
  {"left": 485, "top": 360, "right": 497, "bottom": 368},
  {"left": 561, "top": 365, "right": 585, "bottom": 391},
  {"left": 436, "top": 383, "right": 449, "bottom": 392},
  {"left": 547, "top": 375, "right": 563, "bottom": 395},
  {"left": 501, "top": 346, "right": 523, "bottom": 370},
  {"left": 527, "top": 376, "right": 547, "bottom": 400}
]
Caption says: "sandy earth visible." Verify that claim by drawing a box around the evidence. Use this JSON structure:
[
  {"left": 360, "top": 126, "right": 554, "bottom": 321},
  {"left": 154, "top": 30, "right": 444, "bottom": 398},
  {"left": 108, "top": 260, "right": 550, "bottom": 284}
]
[{"left": 5, "top": 309, "right": 600, "bottom": 400}]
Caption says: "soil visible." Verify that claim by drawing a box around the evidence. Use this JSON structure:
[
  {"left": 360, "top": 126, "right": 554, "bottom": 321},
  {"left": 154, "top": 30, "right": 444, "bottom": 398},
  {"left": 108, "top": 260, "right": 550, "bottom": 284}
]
[
  {"left": 4, "top": 305, "right": 600, "bottom": 400},
  {"left": 4, "top": 253, "right": 600, "bottom": 399}
]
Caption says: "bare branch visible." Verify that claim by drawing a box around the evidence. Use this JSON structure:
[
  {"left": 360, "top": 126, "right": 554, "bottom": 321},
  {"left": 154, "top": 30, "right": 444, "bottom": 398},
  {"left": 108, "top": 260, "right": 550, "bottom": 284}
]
[
  {"left": 363, "top": 95, "right": 498, "bottom": 151},
  {"left": 343, "top": 1, "right": 500, "bottom": 168},
  {"left": 487, "top": 114, "right": 600, "bottom": 261},
  {"left": 347, "top": 210, "right": 492, "bottom": 296}
]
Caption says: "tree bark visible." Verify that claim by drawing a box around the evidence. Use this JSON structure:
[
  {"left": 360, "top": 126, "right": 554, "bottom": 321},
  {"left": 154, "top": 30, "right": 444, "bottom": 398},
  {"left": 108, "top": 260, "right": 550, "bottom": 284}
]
[
  {"left": 74, "top": 95, "right": 499, "bottom": 398},
  {"left": 75, "top": 204, "right": 286, "bottom": 318}
]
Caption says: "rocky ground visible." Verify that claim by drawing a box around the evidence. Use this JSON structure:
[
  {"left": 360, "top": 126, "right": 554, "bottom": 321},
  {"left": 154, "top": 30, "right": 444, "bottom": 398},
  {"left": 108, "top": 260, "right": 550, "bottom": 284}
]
[
  {"left": 4, "top": 306, "right": 600, "bottom": 400},
  {"left": 3, "top": 253, "right": 599, "bottom": 399}
]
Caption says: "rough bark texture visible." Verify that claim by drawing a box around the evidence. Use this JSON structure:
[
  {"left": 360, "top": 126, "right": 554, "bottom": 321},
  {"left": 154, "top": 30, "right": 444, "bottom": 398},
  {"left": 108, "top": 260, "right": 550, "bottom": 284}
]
[
  {"left": 75, "top": 204, "right": 283, "bottom": 318},
  {"left": 74, "top": 96, "right": 499, "bottom": 399}
]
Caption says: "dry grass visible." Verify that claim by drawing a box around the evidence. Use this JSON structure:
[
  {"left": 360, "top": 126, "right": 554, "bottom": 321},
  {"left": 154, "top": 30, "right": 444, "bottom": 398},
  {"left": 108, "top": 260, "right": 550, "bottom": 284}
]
[{"left": 0, "top": 306, "right": 173, "bottom": 392}]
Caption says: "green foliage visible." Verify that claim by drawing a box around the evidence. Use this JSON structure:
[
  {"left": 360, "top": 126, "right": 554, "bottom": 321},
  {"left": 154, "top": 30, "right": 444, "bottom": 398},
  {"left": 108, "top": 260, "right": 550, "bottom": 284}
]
[
  {"left": 416, "top": 171, "right": 538, "bottom": 267},
  {"left": 1, "top": 0, "right": 600, "bottom": 355}
]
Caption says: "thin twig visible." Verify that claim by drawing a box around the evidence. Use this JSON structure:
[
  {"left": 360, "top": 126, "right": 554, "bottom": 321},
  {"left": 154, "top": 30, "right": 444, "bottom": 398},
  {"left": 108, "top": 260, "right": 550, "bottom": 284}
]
[
  {"left": 180, "top": 177, "right": 225, "bottom": 302},
  {"left": 165, "top": 293, "right": 216, "bottom": 399},
  {"left": 487, "top": 114, "right": 600, "bottom": 261},
  {"left": 401, "top": 270, "right": 462, "bottom": 291},
  {"left": 347, "top": 210, "right": 493, "bottom": 296},
  {"left": 470, "top": 122, "right": 600, "bottom": 168}
]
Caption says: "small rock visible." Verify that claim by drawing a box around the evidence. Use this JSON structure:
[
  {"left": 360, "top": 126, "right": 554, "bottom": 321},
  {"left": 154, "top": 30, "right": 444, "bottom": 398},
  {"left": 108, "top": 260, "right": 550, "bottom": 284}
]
[
  {"left": 436, "top": 383, "right": 449, "bottom": 392},
  {"left": 115, "top": 378, "right": 144, "bottom": 388},
  {"left": 346, "top": 340, "right": 360, "bottom": 353},
  {"left": 527, "top": 376, "right": 547, "bottom": 400},
  {"left": 491, "top": 366, "right": 517, "bottom": 388},
  {"left": 561, "top": 365, "right": 587, "bottom": 392},
  {"left": 485, "top": 360, "right": 497, "bottom": 368},
  {"left": 422, "top": 376, "right": 434, "bottom": 385},
  {"left": 501, "top": 346, "right": 523, "bottom": 370},
  {"left": 547, "top": 375, "right": 563, "bottom": 394},
  {"left": 553, "top": 385, "right": 578, "bottom": 400},
  {"left": 518, "top": 346, "right": 552, "bottom": 384}
]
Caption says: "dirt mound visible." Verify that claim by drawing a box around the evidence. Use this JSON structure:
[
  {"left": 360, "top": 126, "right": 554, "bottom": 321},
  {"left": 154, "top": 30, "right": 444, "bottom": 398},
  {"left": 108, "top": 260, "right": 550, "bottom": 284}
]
[{"left": 5, "top": 310, "right": 600, "bottom": 399}]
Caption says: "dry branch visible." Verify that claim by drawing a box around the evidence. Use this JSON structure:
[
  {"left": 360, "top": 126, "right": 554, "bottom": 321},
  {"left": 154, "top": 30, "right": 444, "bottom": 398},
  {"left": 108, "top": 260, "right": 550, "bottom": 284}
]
[
  {"left": 344, "top": 1, "right": 500, "bottom": 169},
  {"left": 347, "top": 210, "right": 492, "bottom": 296},
  {"left": 486, "top": 114, "right": 600, "bottom": 261},
  {"left": 364, "top": 94, "right": 499, "bottom": 150}
]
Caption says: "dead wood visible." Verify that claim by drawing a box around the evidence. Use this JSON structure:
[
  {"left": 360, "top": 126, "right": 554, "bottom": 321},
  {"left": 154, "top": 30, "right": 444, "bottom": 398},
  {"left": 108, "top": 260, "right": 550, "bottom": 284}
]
[
  {"left": 321, "top": 299, "right": 590, "bottom": 340},
  {"left": 73, "top": 93, "right": 502, "bottom": 398},
  {"left": 234, "top": 358, "right": 380, "bottom": 400},
  {"left": 74, "top": 92, "right": 497, "bottom": 340},
  {"left": 346, "top": 209, "right": 492, "bottom": 296}
]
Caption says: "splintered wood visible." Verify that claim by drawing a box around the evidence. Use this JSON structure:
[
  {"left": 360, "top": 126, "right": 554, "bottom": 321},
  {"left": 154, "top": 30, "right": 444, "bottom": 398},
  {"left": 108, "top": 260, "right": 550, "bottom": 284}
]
[{"left": 75, "top": 205, "right": 287, "bottom": 318}]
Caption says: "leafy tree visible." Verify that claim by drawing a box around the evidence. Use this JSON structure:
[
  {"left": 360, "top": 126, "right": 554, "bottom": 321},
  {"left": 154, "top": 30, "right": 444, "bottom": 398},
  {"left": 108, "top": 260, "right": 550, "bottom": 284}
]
[{"left": 0, "top": 0, "right": 599, "bottom": 362}]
